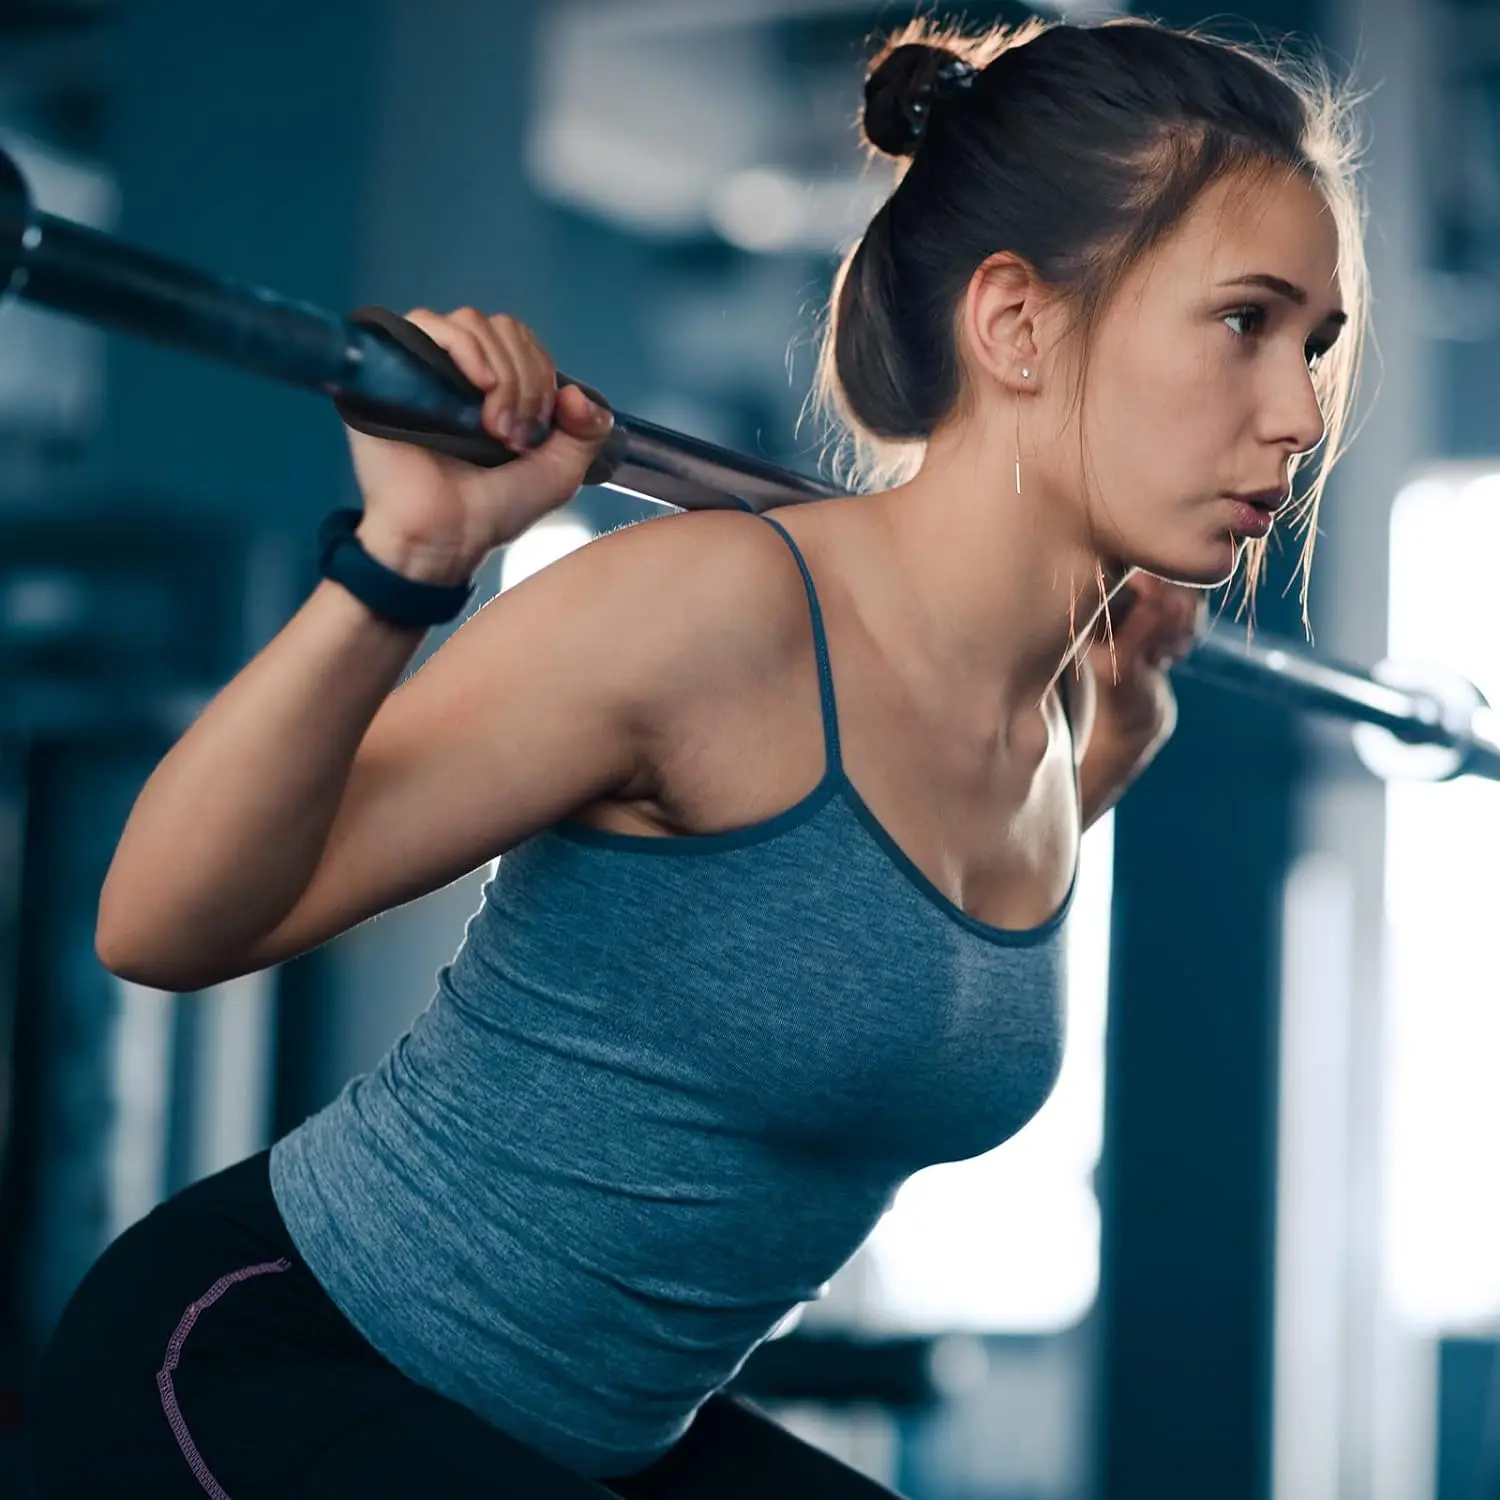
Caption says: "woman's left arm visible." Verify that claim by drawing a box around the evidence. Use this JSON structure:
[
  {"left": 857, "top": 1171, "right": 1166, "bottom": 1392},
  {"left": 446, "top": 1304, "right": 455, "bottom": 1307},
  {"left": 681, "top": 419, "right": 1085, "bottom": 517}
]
[{"left": 1069, "top": 575, "right": 1207, "bottom": 829}]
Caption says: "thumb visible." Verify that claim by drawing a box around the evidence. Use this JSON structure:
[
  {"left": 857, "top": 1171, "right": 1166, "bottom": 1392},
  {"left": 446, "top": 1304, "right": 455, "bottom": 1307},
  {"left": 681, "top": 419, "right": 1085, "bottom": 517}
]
[
  {"left": 550, "top": 382, "right": 615, "bottom": 444},
  {"left": 504, "top": 382, "right": 614, "bottom": 491}
]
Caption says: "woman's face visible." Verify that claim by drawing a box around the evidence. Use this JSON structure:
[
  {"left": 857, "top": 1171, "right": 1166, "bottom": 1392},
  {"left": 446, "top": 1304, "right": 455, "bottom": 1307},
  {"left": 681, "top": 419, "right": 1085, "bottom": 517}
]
[{"left": 1063, "top": 167, "right": 1347, "bottom": 587}]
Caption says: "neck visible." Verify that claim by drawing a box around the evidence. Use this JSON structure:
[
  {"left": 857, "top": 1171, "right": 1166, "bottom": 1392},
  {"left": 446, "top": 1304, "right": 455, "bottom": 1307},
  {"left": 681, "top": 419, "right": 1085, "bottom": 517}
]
[{"left": 864, "top": 405, "right": 1129, "bottom": 719}]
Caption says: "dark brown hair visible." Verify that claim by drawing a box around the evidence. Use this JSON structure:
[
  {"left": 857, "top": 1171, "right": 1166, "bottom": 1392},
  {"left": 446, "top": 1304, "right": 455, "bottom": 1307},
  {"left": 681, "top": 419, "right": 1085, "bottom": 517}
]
[{"left": 812, "top": 15, "right": 1370, "bottom": 625}]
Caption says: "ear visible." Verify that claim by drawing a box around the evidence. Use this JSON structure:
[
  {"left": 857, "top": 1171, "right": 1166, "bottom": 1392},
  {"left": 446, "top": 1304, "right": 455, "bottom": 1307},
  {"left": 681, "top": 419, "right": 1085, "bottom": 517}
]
[{"left": 959, "top": 252, "right": 1052, "bottom": 396}]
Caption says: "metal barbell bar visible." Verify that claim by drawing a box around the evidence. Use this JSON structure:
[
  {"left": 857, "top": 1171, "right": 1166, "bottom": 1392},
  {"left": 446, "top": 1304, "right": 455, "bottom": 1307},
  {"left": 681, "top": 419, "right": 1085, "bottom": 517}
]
[{"left": 2, "top": 147, "right": 1495, "bottom": 783}]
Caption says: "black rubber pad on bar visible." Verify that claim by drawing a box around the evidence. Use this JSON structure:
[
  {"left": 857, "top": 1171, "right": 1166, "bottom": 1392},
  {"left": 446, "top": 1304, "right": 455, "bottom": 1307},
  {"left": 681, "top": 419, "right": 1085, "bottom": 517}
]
[{"left": 333, "top": 305, "right": 615, "bottom": 482}]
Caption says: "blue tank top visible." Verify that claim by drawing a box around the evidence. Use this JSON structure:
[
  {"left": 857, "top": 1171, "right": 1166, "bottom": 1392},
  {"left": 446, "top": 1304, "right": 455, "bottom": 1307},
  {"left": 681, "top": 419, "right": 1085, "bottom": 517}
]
[{"left": 268, "top": 515, "right": 1075, "bottom": 1480}]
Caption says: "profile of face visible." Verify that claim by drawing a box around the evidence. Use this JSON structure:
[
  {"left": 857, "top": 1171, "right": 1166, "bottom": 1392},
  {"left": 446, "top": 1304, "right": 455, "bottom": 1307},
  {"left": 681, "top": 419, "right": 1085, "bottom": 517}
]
[{"left": 1041, "top": 167, "right": 1347, "bottom": 588}]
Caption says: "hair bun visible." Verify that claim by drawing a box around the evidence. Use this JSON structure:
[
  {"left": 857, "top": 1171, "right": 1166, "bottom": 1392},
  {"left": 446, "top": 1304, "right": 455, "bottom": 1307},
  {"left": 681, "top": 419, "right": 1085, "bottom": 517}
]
[{"left": 863, "top": 43, "right": 976, "bottom": 158}]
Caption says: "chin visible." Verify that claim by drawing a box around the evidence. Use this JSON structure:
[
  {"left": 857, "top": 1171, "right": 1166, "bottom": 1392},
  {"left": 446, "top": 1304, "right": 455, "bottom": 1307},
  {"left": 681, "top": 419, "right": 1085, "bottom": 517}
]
[{"left": 1126, "top": 541, "right": 1239, "bottom": 590}]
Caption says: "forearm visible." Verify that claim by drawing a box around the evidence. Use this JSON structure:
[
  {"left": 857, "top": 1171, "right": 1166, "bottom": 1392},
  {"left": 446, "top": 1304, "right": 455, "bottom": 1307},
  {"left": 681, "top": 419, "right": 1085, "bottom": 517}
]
[{"left": 96, "top": 574, "right": 427, "bottom": 979}]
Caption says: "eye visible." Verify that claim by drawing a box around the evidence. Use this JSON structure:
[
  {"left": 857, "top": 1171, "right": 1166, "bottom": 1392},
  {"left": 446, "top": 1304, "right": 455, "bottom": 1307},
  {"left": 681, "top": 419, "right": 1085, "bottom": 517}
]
[
  {"left": 1224, "top": 303, "right": 1333, "bottom": 371},
  {"left": 1305, "top": 340, "right": 1333, "bottom": 372},
  {"left": 1223, "top": 304, "right": 1268, "bottom": 340}
]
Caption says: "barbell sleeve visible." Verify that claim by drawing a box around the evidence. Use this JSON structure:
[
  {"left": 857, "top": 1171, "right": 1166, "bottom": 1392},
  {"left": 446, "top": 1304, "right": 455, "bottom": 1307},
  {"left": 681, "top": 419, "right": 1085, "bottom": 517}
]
[{"left": 1179, "top": 634, "right": 1500, "bottom": 781}]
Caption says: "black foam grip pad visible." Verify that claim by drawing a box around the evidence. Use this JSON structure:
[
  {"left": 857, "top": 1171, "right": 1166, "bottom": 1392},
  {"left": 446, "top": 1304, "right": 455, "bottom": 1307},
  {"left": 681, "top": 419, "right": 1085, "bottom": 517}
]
[{"left": 333, "top": 305, "right": 618, "bottom": 485}]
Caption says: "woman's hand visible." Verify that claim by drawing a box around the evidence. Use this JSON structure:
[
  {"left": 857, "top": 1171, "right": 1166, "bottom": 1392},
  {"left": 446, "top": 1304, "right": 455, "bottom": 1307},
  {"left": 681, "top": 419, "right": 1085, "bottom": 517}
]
[
  {"left": 1075, "top": 573, "right": 1206, "bottom": 822},
  {"left": 343, "top": 307, "right": 615, "bottom": 584},
  {"left": 1088, "top": 573, "right": 1206, "bottom": 747}
]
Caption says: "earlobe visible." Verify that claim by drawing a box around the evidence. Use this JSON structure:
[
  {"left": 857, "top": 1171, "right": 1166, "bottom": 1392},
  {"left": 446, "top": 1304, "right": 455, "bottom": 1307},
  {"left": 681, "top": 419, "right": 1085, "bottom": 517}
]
[{"left": 965, "top": 252, "right": 1043, "bottom": 394}]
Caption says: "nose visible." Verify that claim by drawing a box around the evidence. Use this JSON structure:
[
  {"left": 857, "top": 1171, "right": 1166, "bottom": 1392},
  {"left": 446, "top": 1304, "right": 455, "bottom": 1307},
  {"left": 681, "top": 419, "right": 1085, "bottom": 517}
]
[{"left": 1268, "top": 361, "right": 1328, "bottom": 458}]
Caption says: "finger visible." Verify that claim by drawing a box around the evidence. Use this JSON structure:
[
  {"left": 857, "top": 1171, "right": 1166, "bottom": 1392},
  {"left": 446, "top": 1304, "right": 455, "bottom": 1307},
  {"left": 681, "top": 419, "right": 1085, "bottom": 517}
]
[
  {"left": 508, "top": 386, "right": 612, "bottom": 497},
  {"left": 449, "top": 309, "right": 527, "bottom": 446},
  {"left": 1163, "top": 588, "right": 1207, "bottom": 651},
  {"left": 1123, "top": 583, "right": 1203, "bottom": 660},
  {"left": 545, "top": 381, "right": 613, "bottom": 444},
  {"left": 1122, "top": 611, "right": 1194, "bottom": 676},
  {"left": 1155, "top": 639, "right": 1197, "bottom": 668},
  {"left": 469, "top": 384, "right": 612, "bottom": 530},
  {"left": 1105, "top": 584, "right": 1166, "bottom": 654},
  {"left": 513, "top": 322, "right": 559, "bottom": 434},
  {"left": 479, "top": 314, "right": 554, "bottom": 445},
  {"left": 403, "top": 308, "right": 498, "bottom": 397},
  {"left": 1149, "top": 611, "right": 1202, "bottom": 666}
]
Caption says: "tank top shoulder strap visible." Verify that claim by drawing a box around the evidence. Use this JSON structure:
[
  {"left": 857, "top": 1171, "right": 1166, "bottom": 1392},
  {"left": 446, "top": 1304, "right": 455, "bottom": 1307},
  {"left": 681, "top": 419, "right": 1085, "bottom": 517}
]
[{"left": 756, "top": 514, "right": 844, "bottom": 774}]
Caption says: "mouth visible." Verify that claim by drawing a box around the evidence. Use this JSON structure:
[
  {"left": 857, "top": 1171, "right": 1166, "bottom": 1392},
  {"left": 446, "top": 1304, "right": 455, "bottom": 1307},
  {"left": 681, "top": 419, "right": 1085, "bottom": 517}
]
[
  {"left": 1227, "top": 488, "right": 1290, "bottom": 516},
  {"left": 1225, "top": 492, "right": 1282, "bottom": 540}
]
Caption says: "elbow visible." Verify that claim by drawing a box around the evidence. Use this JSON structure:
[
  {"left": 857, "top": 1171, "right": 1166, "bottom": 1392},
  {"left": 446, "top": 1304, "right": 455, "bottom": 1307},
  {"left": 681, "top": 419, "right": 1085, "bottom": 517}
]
[
  {"left": 94, "top": 925, "right": 178, "bottom": 990},
  {"left": 95, "top": 882, "right": 288, "bottom": 992},
  {"left": 94, "top": 911, "right": 223, "bottom": 993},
  {"left": 94, "top": 905, "right": 139, "bottom": 981},
  {"left": 94, "top": 890, "right": 159, "bottom": 985},
  {"left": 93, "top": 937, "right": 257, "bottom": 994}
]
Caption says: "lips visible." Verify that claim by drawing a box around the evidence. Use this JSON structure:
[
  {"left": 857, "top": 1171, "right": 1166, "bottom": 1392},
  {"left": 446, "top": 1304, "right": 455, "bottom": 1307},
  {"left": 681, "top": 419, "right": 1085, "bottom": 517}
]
[{"left": 1229, "top": 488, "right": 1291, "bottom": 515}]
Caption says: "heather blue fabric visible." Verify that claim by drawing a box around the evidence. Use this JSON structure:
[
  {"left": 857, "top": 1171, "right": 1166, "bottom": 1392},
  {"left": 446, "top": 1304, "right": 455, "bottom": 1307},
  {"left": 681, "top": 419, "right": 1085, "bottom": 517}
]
[{"left": 269, "top": 515, "right": 1076, "bottom": 1480}]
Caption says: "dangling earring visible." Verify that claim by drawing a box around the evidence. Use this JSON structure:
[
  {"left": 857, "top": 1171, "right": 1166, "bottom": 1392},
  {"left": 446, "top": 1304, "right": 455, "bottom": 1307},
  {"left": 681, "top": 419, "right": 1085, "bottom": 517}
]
[{"left": 1015, "top": 368, "right": 1031, "bottom": 497}]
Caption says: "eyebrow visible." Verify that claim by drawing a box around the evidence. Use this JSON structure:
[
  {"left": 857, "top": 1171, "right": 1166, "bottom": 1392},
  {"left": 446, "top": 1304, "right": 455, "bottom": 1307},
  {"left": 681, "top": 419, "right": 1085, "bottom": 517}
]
[{"left": 1219, "top": 273, "right": 1348, "bottom": 326}]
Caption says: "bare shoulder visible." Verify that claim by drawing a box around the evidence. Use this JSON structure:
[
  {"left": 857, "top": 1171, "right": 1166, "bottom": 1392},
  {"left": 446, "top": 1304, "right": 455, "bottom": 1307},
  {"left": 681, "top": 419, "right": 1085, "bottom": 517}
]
[
  {"left": 596, "top": 505, "right": 808, "bottom": 607},
  {"left": 554, "top": 506, "right": 826, "bottom": 835},
  {"left": 583, "top": 506, "right": 817, "bottom": 701}
]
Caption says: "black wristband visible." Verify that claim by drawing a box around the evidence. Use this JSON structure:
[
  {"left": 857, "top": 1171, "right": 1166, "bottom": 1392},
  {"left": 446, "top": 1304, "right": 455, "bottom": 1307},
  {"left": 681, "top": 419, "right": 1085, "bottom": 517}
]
[{"left": 316, "top": 508, "right": 476, "bottom": 628}]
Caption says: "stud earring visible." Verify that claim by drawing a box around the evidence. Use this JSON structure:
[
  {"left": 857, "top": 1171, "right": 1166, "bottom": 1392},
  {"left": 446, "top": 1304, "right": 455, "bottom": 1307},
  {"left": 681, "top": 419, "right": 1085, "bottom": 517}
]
[{"left": 1021, "top": 367, "right": 1031, "bottom": 378}]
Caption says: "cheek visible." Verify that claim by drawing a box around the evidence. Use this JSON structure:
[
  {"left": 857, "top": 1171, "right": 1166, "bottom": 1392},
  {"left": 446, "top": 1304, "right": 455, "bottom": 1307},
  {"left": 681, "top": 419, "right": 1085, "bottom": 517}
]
[
  {"left": 1080, "top": 368, "right": 1203, "bottom": 501},
  {"left": 1092, "top": 339, "right": 1241, "bottom": 492}
]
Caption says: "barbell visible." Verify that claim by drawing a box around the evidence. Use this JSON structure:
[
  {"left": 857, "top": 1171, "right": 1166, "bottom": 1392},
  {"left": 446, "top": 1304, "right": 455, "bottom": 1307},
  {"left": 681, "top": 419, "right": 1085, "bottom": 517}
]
[{"left": 2, "top": 146, "right": 1496, "bottom": 784}]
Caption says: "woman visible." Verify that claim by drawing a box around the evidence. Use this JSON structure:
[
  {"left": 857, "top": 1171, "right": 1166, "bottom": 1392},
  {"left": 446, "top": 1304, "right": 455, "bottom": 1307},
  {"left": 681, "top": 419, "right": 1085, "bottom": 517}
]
[{"left": 33, "top": 13, "right": 1366, "bottom": 1499}]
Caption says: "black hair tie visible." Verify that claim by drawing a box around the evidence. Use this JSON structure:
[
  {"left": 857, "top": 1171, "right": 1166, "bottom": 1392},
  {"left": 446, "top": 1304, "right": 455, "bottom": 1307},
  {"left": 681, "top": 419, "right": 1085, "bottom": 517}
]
[{"left": 901, "top": 56, "right": 979, "bottom": 149}]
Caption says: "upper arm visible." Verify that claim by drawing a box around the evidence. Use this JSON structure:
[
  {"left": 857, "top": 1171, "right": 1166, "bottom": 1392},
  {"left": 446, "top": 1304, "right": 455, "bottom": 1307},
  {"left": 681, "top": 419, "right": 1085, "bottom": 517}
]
[{"left": 233, "top": 509, "right": 799, "bottom": 977}]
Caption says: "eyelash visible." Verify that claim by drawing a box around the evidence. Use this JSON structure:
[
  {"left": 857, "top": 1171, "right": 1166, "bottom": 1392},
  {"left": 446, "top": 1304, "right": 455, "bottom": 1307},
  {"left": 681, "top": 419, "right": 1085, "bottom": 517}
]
[{"left": 1223, "top": 304, "right": 1333, "bottom": 371}]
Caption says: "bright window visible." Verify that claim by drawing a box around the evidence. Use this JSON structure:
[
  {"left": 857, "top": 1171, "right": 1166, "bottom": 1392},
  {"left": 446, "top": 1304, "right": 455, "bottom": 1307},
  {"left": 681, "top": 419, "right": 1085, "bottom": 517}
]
[{"left": 1383, "top": 470, "right": 1500, "bottom": 1331}]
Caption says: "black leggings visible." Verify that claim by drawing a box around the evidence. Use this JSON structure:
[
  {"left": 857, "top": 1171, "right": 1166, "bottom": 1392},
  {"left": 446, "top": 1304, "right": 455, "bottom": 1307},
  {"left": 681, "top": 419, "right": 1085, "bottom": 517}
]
[{"left": 31, "top": 1149, "right": 902, "bottom": 1499}]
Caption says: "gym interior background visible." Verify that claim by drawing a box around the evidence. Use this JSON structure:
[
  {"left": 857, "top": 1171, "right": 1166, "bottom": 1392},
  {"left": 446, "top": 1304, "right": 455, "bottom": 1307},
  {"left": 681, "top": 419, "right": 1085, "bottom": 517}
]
[{"left": 0, "top": 0, "right": 1496, "bottom": 1495}]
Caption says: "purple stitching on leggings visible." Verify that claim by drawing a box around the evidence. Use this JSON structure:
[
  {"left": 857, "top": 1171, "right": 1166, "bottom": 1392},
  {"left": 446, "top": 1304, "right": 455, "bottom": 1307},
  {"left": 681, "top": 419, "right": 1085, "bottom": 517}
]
[{"left": 156, "top": 1257, "right": 292, "bottom": 1500}]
